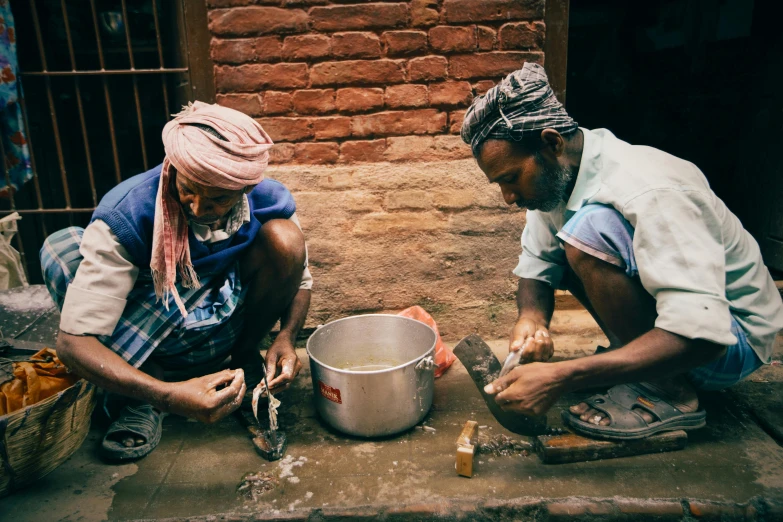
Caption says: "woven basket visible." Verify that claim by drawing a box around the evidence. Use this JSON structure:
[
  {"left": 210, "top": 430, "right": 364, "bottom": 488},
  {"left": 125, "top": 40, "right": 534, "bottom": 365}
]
[{"left": 0, "top": 379, "right": 96, "bottom": 498}]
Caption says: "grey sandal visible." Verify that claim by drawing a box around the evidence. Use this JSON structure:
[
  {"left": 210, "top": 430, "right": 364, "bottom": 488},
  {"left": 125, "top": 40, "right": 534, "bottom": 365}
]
[
  {"left": 100, "top": 404, "right": 167, "bottom": 461},
  {"left": 562, "top": 383, "right": 706, "bottom": 441}
]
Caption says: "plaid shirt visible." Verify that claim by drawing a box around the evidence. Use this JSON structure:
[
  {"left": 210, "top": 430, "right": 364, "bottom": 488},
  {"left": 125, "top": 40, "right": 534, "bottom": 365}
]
[{"left": 41, "top": 227, "right": 244, "bottom": 369}]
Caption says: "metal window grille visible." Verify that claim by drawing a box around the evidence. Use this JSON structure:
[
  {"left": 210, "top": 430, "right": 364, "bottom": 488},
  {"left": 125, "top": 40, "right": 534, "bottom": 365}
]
[{"left": 0, "top": 0, "right": 212, "bottom": 283}]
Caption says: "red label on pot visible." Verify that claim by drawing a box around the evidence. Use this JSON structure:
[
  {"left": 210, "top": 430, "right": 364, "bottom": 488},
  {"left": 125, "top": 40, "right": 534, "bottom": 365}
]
[{"left": 319, "top": 381, "right": 342, "bottom": 404}]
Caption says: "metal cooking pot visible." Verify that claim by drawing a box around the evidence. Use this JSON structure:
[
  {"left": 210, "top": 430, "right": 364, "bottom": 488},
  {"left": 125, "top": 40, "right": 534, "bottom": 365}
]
[{"left": 306, "top": 314, "right": 437, "bottom": 437}]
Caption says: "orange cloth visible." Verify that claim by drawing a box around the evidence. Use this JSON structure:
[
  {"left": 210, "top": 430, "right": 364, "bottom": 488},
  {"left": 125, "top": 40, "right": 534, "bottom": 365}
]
[{"left": 0, "top": 348, "right": 78, "bottom": 416}]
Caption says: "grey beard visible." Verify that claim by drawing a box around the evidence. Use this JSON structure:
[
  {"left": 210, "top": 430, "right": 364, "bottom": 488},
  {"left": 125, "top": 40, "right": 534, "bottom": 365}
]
[{"left": 519, "top": 160, "right": 573, "bottom": 212}]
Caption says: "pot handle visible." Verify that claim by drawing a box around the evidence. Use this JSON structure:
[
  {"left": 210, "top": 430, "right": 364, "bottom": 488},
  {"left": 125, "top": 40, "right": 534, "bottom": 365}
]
[{"left": 415, "top": 356, "right": 435, "bottom": 372}]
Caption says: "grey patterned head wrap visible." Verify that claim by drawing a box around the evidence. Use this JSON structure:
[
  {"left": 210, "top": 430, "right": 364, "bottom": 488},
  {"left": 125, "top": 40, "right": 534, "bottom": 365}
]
[{"left": 461, "top": 63, "right": 577, "bottom": 155}]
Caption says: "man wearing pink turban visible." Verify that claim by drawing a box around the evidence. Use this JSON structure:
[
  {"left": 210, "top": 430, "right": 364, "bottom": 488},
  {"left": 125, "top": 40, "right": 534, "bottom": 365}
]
[{"left": 40, "top": 102, "right": 312, "bottom": 460}]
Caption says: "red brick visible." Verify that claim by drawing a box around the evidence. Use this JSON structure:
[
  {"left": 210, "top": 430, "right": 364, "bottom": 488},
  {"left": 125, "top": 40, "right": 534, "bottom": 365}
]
[
  {"left": 429, "top": 26, "right": 476, "bottom": 53},
  {"left": 309, "top": 4, "right": 409, "bottom": 32},
  {"left": 499, "top": 22, "right": 545, "bottom": 50},
  {"left": 211, "top": 37, "right": 283, "bottom": 64},
  {"left": 312, "top": 116, "right": 352, "bottom": 139},
  {"left": 256, "top": 37, "right": 284, "bottom": 62},
  {"left": 473, "top": 79, "right": 496, "bottom": 95},
  {"left": 352, "top": 109, "right": 446, "bottom": 137},
  {"left": 443, "top": 0, "right": 544, "bottom": 23},
  {"left": 382, "top": 31, "right": 428, "bottom": 56},
  {"left": 408, "top": 56, "right": 447, "bottom": 81},
  {"left": 211, "top": 38, "right": 255, "bottom": 64},
  {"left": 688, "top": 501, "right": 746, "bottom": 520},
  {"left": 339, "top": 140, "right": 387, "bottom": 163},
  {"left": 615, "top": 499, "right": 683, "bottom": 518},
  {"left": 449, "top": 52, "right": 542, "bottom": 79},
  {"left": 449, "top": 109, "right": 466, "bottom": 134},
  {"left": 255, "top": 117, "right": 313, "bottom": 141},
  {"left": 385, "top": 84, "right": 428, "bottom": 109},
  {"left": 311, "top": 59, "right": 405, "bottom": 86},
  {"left": 477, "top": 26, "right": 497, "bottom": 51},
  {"left": 292, "top": 89, "right": 335, "bottom": 114},
  {"left": 208, "top": 7, "right": 308, "bottom": 37},
  {"left": 320, "top": 507, "right": 384, "bottom": 520},
  {"left": 430, "top": 81, "right": 473, "bottom": 106},
  {"left": 263, "top": 91, "right": 293, "bottom": 115},
  {"left": 411, "top": 0, "right": 439, "bottom": 27},
  {"left": 269, "top": 142, "right": 295, "bottom": 164},
  {"left": 207, "top": 0, "right": 275, "bottom": 6},
  {"left": 282, "top": 35, "right": 331, "bottom": 61},
  {"left": 294, "top": 142, "right": 339, "bottom": 164},
  {"left": 335, "top": 88, "right": 384, "bottom": 112},
  {"left": 547, "top": 500, "right": 615, "bottom": 518},
  {"left": 215, "top": 63, "right": 308, "bottom": 92},
  {"left": 331, "top": 33, "right": 381, "bottom": 59},
  {"left": 216, "top": 93, "right": 263, "bottom": 116},
  {"left": 282, "top": 0, "right": 328, "bottom": 5}
]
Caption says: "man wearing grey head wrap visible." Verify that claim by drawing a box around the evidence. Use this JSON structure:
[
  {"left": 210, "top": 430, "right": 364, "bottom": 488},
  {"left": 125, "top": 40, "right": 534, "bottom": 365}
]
[{"left": 466, "top": 63, "right": 783, "bottom": 441}]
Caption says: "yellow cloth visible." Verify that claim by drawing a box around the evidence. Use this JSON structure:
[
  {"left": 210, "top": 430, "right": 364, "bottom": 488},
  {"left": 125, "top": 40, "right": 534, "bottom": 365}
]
[{"left": 0, "top": 348, "right": 78, "bottom": 416}]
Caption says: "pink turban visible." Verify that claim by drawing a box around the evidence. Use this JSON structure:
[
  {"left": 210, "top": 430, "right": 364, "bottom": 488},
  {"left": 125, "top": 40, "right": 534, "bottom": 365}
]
[{"left": 152, "top": 102, "right": 274, "bottom": 317}]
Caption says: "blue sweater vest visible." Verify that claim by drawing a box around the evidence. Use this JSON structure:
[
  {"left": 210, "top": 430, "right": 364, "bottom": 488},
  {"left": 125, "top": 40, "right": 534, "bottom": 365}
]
[{"left": 91, "top": 164, "right": 296, "bottom": 276}]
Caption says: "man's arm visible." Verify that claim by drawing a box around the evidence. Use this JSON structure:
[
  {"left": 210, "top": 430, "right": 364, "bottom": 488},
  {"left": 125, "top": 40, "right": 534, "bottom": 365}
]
[
  {"left": 510, "top": 278, "right": 556, "bottom": 362},
  {"left": 511, "top": 210, "right": 566, "bottom": 362},
  {"left": 517, "top": 277, "right": 555, "bottom": 327},
  {"left": 487, "top": 327, "right": 726, "bottom": 416},
  {"left": 57, "top": 333, "right": 246, "bottom": 423},
  {"left": 265, "top": 288, "right": 311, "bottom": 390}
]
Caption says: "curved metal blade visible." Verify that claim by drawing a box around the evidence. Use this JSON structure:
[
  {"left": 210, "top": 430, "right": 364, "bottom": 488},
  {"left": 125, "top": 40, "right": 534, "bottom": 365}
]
[{"left": 453, "top": 334, "right": 548, "bottom": 436}]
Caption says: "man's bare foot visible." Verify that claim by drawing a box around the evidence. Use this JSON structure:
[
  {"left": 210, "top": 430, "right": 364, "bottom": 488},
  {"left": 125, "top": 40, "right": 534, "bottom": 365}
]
[{"left": 568, "top": 376, "right": 699, "bottom": 426}]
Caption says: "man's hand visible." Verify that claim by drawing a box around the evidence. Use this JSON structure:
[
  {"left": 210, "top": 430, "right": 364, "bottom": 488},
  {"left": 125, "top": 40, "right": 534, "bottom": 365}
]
[
  {"left": 484, "top": 362, "right": 566, "bottom": 417},
  {"left": 264, "top": 338, "right": 302, "bottom": 393},
  {"left": 165, "top": 369, "right": 246, "bottom": 423},
  {"left": 510, "top": 317, "right": 554, "bottom": 362}
]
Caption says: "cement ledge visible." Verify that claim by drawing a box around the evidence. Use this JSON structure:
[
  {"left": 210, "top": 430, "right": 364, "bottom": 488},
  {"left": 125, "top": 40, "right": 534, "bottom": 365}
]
[{"left": 131, "top": 495, "right": 783, "bottom": 521}]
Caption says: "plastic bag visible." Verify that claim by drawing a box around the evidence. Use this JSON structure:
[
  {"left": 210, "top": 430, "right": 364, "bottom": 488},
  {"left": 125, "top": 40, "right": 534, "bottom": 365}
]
[
  {"left": 397, "top": 305, "right": 456, "bottom": 377},
  {"left": 0, "top": 212, "right": 27, "bottom": 290}
]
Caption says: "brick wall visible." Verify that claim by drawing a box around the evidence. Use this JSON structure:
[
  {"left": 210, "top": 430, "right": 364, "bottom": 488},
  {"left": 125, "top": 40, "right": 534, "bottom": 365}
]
[
  {"left": 208, "top": 0, "right": 547, "bottom": 165},
  {"left": 267, "top": 159, "right": 525, "bottom": 340},
  {"left": 206, "top": 0, "right": 552, "bottom": 338}
]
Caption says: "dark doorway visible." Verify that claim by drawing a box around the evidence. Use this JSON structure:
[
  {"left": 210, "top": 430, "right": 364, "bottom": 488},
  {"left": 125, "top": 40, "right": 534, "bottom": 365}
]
[{"left": 566, "top": 0, "right": 783, "bottom": 274}]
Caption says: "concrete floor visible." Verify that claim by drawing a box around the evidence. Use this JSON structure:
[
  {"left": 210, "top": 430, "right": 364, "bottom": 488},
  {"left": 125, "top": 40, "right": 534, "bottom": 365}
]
[{"left": 1, "top": 286, "right": 783, "bottom": 521}]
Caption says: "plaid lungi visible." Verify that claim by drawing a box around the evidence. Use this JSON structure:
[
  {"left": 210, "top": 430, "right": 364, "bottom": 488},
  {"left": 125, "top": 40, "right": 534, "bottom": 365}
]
[
  {"left": 40, "top": 227, "right": 246, "bottom": 371},
  {"left": 556, "top": 204, "right": 764, "bottom": 391}
]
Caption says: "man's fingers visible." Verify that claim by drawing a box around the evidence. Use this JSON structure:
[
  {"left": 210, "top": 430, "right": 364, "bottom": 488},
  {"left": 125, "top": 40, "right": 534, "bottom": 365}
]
[
  {"left": 267, "top": 355, "right": 296, "bottom": 389},
  {"left": 509, "top": 337, "right": 525, "bottom": 352},
  {"left": 268, "top": 382, "right": 291, "bottom": 395},
  {"left": 519, "top": 336, "right": 537, "bottom": 362},
  {"left": 483, "top": 370, "right": 517, "bottom": 395},
  {"left": 265, "top": 353, "right": 279, "bottom": 383},
  {"left": 207, "top": 369, "right": 238, "bottom": 390},
  {"left": 214, "top": 369, "right": 244, "bottom": 403}
]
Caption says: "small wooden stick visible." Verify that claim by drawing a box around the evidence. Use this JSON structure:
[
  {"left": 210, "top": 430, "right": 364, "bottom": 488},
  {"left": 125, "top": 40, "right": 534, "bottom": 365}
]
[{"left": 455, "top": 421, "right": 479, "bottom": 477}]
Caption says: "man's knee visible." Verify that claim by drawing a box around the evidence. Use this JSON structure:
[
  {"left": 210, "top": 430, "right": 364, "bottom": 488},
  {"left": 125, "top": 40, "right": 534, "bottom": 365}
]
[
  {"left": 248, "top": 219, "right": 306, "bottom": 281},
  {"left": 561, "top": 205, "right": 636, "bottom": 280},
  {"left": 40, "top": 227, "right": 85, "bottom": 308}
]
